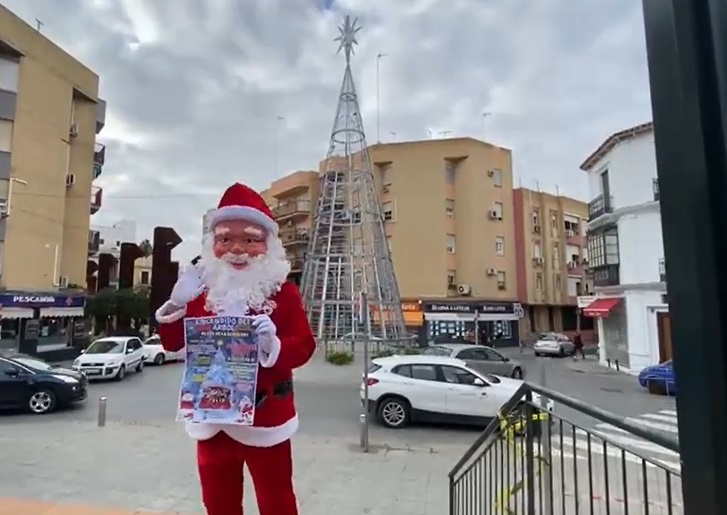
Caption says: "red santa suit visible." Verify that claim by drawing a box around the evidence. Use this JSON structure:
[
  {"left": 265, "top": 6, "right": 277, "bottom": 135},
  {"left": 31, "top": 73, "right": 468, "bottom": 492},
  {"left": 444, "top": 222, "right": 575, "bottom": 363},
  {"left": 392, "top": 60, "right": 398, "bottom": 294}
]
[{"left": 155, "top": 183, "right": 316, "bottom": 515}]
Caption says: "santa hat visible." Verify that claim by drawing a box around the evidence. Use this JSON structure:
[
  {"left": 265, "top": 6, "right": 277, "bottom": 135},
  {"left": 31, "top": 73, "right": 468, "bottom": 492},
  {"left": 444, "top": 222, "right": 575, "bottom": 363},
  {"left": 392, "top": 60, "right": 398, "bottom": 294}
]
[{"left": 208, "top": 183, "right": 278, "bottom": 235}]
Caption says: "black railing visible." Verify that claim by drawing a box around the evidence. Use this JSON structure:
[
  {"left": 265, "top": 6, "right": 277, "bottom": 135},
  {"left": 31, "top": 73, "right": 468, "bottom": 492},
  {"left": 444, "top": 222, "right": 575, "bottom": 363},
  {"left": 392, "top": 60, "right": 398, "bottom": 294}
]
[
  {"left": 588, "top": 194, "right": 613, "bottom": 220},
  {"left": 592, "top": 264, "right": 620, "bottom": 287},
  {"left": 449, "top": 383, "right": 681, "bottom": 515}
]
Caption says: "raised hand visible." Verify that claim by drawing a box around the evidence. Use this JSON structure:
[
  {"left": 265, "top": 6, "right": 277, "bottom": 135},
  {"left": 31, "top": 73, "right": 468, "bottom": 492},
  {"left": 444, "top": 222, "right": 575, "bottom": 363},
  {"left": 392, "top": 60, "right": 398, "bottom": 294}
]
[{"left": 170, "top": 265, "right": 205, "bottom": 307}]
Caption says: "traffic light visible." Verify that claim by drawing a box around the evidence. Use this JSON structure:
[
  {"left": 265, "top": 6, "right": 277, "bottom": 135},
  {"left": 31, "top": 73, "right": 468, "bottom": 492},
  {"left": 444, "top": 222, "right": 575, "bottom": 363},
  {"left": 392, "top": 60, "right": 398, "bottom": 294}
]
[
  {"left": 118, "top": 243, "right": 144, "bottom": 290},
  {"left": 150, "top": 227, "right": 181, "bottom": 326},
  {"left": 97, "top": 253, "right": 118, "bottom": 290}
]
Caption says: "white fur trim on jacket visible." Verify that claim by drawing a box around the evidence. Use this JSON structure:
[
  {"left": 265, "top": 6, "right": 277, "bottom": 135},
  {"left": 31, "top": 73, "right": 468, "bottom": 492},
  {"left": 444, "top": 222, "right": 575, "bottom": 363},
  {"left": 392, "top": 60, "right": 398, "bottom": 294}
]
[
  {"left": 156, "top": 300, "right": 186, "bottom": 324},
  {"left": 210, "top": 206, "right": 279, "bottom": 235},
  {"left": 186, "top": 414, "right": 299, "bottom": 447},
  {"left": 259, "top": 336, "right": 281, "bottom": 368}
]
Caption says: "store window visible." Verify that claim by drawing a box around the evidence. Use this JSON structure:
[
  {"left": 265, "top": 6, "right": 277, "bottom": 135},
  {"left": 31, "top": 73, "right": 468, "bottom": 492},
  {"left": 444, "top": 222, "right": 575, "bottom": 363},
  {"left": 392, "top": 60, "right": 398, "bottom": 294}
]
[
  {"left": 0, "top": 318, "right": 19, "bottom": 351},
  {"left": 38, "top": 317, "right": 72, "bottom": 347}
]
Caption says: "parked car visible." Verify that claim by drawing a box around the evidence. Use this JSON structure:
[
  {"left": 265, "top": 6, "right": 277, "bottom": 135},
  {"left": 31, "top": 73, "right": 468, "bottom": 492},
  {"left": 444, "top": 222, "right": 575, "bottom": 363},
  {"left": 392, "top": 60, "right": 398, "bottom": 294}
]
[
  {"left": 0, "top": 353, "right": 87, "bottom": 414},
  {"left": 72, "top": 336, "right": 145, "bottom": 381},
  {"left": 422, "top": 344, "right": 525, "bottom": 379},
  {"left": 638, "top": 360, "right": 676, "bottom": 396},
  {"left": 142, "top": 335, "right": 184, "bottom": 365},
  {"left": 533, "top": 333, "right": 576, "bottom": 357},
  {"left": 360, "top": 355, "right": 552, "bottom": 429}
]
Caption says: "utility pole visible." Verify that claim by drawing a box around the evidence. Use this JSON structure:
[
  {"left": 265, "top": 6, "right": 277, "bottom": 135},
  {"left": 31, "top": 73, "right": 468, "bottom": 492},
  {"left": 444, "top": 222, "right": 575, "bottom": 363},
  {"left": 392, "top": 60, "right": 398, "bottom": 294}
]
[{"left": 376, "top": 53, "right": 387, "bottom": 143}]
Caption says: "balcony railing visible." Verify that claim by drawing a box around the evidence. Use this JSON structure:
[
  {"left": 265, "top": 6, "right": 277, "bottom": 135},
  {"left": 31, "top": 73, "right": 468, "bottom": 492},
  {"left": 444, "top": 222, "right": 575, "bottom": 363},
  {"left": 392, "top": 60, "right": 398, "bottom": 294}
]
[
  {"left": 273, "top": 200, "right": 311, "bottom": 220},
  {"left": 591, "top": 263, "right": 620, "bottom": 287},
  {"left": 88, "top": 229, "right": 100, "bottom": 254},
  {"left": 94, "top": 143, "right": 106, "bottom": 166},
  {"left": 91, "top": 186, "right": 103, "bottom": 214},
  {"left": 653, "top": 177, "right": 660, "bottom": 201},
  {"left": 588, "top": 194, "right": 613, "bottom": 220},
  {"left": 564, "top": 228, "right": 582, "bottom": 245},
  {"left": 280, "top": 228, "right": 309, "bottom": 246},
  {"left": 449, "top": 383, "right": 681, "bottom": 515},
  {"left": 566, "top": 261, "right": 585, "bottom": 276},
  {"left": 659, "top": 257, "right": 666, "bottom": 282}
]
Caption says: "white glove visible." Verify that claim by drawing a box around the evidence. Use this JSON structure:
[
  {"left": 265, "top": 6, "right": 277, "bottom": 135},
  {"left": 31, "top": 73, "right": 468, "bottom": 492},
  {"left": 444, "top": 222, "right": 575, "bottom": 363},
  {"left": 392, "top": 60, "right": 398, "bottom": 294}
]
[
  {"left": 252, "top": 314, "right": 277, "bottom": 350},
  {"left": 170, "top": 265, "right": 205, "bottom": 307}
]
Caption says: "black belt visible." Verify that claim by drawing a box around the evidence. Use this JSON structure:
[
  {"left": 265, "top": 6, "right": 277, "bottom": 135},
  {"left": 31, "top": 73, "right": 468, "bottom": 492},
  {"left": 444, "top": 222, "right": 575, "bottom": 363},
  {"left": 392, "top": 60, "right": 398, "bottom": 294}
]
[{"left": 255, "top": 379, "right": 294, "bottom": 408}]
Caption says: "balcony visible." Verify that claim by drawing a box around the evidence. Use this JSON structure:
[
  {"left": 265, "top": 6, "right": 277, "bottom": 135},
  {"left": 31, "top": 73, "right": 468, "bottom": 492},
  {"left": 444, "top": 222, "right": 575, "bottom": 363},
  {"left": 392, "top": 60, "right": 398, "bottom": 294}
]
[
  {"left": 659, "top": 257, "right": 666, "bottom": 282},
  {"left": 93, "top": 143, "right": 105, "bottom": 180},
  {"left": 653, "top": 177, "right": 660, "bottom": 201},
  {"left": 88, "top": 229, "right": 100, "bottom": 254},
  {"left": 566, "top": 261, "right": 585, "bottom": 276},
  {"left": 280, "top": 228, "right": 309, "bottom": 247},
  {"left": 591, "top": 264, "right": 620, "bottom": 287},
  {"left": 588, "top": 194, "right": 613, "bottom": 220},
  {"left": 273, "top": 199, "right": 311, "bottom": 220},
  {"left": 90, "top": 186, "right": 102, "bottom": 214},
  {"left": 565, "top": 229, "right": 584, "bottom": 245}
]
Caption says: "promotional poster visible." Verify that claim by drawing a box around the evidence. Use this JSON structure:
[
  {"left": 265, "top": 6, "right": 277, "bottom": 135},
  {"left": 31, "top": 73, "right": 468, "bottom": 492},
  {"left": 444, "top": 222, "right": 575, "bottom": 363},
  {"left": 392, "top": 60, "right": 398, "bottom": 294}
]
[{"left": 178, "top": 316, "right": 259, "bottom": 425}]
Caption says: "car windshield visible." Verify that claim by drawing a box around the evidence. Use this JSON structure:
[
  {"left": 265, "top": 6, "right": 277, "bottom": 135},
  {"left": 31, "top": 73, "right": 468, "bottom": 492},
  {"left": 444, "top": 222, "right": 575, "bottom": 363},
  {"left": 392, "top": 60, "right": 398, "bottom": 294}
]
[
  {"left": 484, "top": 374, "right": 501, "bottom": 384},
  {"left": 12, "top": 355, "right": 55, "bottom": 371},
  {"left": 538, "top": 333, "right": 559, "bottom": 341},
  {"left": 86, "top": 339, "right": 124, "bottom": 354},
  {"left": 143, "top": 337, "right": 160, "bottom": 345},
  {"left": 422, "top": 346, "right": 453, "bottom": 357}
]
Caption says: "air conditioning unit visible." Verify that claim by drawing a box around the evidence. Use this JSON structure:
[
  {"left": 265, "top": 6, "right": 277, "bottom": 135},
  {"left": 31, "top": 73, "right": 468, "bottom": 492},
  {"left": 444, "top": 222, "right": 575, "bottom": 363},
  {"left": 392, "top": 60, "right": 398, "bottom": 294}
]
[
  {"left": 59, "top": 276, "right": 69, "bottom": 288},
  {"left": 486, "top": 268, "right": 496, "bottom": 276},
  {"left": 65, "top": 173, "right": 76, "bottom": 187},
  {"left": 69, "top": 123, "right": 79, "bottom": 138},
  {"left": 566, "top": 229, "right": 576, "bottom": 237},
  {"left": 487, "top": 170, "right": 495, "bottom": 177},
  {"left": 533, "top": 225, "right": 541, "bottom": 234},
  {"left": 532, "top": 257, "right": 544, "bottom": 266},
  {"left": 457, "top": 284, "right": 472, "bottom": 296},
  {"left": 488, "top": 209, "right": 501, "bottom": 220}
]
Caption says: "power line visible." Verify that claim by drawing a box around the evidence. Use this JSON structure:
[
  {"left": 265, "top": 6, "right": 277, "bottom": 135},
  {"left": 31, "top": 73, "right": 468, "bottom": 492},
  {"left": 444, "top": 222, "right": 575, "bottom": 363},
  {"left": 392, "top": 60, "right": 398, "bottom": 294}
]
[{"left": 10, "top": 191, "right": 220, "bottom": 200}]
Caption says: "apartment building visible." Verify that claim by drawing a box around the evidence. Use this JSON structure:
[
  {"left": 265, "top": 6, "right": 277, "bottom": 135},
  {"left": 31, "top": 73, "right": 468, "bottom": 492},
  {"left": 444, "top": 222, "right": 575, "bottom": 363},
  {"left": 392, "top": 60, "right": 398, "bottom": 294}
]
[
  {"left": 261, "top": 170, "right": 319, "bottom": 285},
  {"left": 580, "top": 122, "right": 670, "bottom": 373},
  {"left": 513, "top": 188, "right": 594, "bottom": 338},
  {"left": 265, "top": 138, "right": 525, "bottom": 346}
]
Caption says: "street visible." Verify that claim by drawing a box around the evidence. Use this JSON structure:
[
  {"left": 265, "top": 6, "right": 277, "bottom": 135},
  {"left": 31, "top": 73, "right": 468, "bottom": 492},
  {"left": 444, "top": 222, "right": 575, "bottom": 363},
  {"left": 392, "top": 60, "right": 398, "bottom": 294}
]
[{"left": 0, "top": 348, "right": 679, "bottom": 514}]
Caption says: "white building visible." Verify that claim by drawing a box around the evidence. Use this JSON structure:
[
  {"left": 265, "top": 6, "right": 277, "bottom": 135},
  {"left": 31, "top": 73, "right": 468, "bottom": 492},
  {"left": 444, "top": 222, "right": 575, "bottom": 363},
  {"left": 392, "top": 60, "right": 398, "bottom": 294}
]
[
  {"left": 90, "top": 219, "right": 137, "bottom": 257},
  {"left": 579, "top": 122, "right": 671, "bottom": 373}
]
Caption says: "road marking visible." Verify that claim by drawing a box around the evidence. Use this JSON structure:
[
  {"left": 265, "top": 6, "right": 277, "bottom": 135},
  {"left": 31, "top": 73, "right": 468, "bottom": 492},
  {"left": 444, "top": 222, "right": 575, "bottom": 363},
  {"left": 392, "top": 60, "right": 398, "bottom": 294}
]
[
  {"left": 626, "top": 418, "right": 679, "bottom": 434},
  {"left": 554, "top": 428, "right": 680, "bottom": 459},
  {"left": 642, "top": 413, "right": 679, "bottom": 424},
  {"left": 659, "top": 409, "right": 678, "bottom": 416}
]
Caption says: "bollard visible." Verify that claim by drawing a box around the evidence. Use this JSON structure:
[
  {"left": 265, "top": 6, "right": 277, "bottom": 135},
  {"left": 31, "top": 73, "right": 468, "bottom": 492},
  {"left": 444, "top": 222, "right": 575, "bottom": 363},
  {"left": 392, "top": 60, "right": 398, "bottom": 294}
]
[
  {"left": 615, "top": 360, "right": 620, "bottom": 372},
  {"left": 359, "top": 413, "right": 369, "bottom": 452},
  {"left": 607, "top": 358, "right": 612, "bottom": 368},
  {"left": 97, "top": 396, "right": 107, "bottom": 427}
]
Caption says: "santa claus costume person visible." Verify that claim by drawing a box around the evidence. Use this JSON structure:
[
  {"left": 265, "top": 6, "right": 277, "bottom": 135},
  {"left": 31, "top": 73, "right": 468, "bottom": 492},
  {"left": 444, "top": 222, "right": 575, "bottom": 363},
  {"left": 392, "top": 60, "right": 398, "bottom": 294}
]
[{"left": 155, "top": 183, "right": 316, "bottom": 515}]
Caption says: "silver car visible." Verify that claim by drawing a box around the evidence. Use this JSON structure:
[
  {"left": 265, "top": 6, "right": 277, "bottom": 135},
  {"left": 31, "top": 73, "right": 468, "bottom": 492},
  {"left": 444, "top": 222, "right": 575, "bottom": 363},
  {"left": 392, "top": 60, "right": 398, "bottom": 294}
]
[
  {"left": 533, "top": 333, "right": 576, "bottom": 357},
  {"left": 422, "top": 344, "right": 525, "bottom": 379}
]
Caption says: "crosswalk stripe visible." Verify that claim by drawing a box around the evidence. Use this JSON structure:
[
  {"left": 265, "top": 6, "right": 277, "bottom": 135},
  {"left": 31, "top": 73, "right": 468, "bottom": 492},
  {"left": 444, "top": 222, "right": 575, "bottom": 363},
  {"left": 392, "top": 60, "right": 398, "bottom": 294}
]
[
  {"left": 659, "top": 409, "right": 678, "bottom": 416},
  {"left": 641, "top": 413, "right": 679, "bottom": 424},
  {"left": 553, "top": 429, "right": 680, "bottom": 459},
  {"left": 626, "top": 418, "right": 680, "bottom": 434},
  {"left": 545, "top": 442, "right": 681, "bottom": 471}
]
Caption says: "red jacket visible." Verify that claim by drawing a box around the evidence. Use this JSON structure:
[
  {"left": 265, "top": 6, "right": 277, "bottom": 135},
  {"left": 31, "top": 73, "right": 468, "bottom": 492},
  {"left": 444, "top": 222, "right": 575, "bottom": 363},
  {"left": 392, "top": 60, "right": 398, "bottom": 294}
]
[{"left": 156, "top": 281, "right": 316, "bottom": 447}]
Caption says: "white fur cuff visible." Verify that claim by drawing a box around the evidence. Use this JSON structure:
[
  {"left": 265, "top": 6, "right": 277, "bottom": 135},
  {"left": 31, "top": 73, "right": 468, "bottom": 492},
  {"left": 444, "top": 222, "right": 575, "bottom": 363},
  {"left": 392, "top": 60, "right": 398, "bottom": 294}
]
[
  {"left": 156, "top": 300, "right": 186, "bottom": 324},
  {"left": 259, "top": 336, "right": 281, "bottom": 368}
]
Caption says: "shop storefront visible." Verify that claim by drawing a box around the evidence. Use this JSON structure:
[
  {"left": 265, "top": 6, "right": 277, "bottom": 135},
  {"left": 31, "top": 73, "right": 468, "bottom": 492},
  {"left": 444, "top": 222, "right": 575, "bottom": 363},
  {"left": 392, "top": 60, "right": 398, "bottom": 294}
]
[
  {"left": 0, "top": 292, "right": 87, "bottom": 359},
  {"left": 421, "top": 301, "right": 525, "bottom": 348}
]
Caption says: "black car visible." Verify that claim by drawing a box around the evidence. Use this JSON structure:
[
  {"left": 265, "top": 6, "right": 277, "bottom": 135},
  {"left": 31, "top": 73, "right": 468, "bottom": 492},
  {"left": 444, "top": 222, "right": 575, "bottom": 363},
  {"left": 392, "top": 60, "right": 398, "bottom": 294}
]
[{"left": 0, "top": 353, "right": 88, "bottom": 414}]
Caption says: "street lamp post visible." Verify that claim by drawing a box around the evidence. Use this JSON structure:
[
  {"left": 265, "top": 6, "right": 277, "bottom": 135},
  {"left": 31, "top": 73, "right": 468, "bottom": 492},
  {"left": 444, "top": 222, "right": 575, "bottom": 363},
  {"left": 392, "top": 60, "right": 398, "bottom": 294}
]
[{"left": 376, "top": 52, "right": 387, "bottom": 143}]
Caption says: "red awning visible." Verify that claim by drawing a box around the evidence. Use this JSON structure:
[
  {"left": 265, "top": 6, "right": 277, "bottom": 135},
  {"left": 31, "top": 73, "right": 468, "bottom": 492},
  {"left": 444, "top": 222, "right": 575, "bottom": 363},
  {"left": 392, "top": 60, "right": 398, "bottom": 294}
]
[{"left": 583, "top": 297, "right": 622, "bottom": 318}]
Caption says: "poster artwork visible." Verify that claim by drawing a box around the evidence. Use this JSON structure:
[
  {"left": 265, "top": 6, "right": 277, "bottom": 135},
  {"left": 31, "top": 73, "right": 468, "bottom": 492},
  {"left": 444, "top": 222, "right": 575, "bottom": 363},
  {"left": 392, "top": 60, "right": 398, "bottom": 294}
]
[{"left": 178, "top": 316, "right": 259, "bottom": 425}]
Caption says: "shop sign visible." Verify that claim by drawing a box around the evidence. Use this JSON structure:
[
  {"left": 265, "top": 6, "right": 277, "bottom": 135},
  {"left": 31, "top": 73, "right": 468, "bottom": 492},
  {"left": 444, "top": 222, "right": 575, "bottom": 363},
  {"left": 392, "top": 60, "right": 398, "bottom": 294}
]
[
  {"left": 23, "top": 319, "right": 40, "bottom": 340},
  {"left": 401, "top": 302, "right": 421, "bottom": 312},
  {"left": 0, "top": 293, "right": 86, "bottom": 308},
  {"left": 423, "top": 302, "right": 518, "bottom": 315},
  {"left": 577, "top": 296, "right": 597, "bottom": 309}
]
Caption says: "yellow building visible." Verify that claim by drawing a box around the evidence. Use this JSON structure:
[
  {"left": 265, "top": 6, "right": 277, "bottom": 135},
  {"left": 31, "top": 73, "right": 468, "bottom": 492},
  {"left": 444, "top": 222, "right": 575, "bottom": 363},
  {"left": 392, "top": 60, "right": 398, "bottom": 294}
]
[
  {"left": 512, "top": 188, "right": 594, "bottom": 339},
  {"left": 0, "top": 5, "right": 105, "bottom": 293},
  {"left": 133, "top": 255, "right": 152, "bottom": 290},
  {"left": 265, "top": 138, "right": 527, "bottom": 346}
]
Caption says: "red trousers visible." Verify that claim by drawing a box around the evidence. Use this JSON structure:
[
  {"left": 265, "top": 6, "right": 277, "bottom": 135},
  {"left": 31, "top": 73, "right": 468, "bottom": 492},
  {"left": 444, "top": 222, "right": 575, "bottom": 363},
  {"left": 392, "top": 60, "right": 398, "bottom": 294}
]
[{"left": 197, "top": 432, "right": 298, "bottom": 515}]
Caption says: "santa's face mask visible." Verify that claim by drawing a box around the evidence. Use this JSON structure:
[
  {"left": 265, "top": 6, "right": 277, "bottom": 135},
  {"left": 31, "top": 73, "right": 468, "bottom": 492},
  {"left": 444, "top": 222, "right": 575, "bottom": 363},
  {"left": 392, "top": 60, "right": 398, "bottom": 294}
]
[{"left": 212, "top": 220, "right": 268, "bottom": 270}]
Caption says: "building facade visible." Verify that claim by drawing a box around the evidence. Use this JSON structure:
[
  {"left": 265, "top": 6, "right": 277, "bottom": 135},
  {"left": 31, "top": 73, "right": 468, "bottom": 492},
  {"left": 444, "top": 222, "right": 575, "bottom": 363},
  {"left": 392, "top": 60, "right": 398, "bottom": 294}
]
[
  {"left": 580, "top": 122, "right": 670, "bottom": 373},
  {"left": 0, "top": 5, "right": 105, "bottom": 357},
  {"left": 264, "top": 138, "right": 524, "bottom": 346},
  {"left": 512, "top": 188, "right": 594, "bottom": 340}
]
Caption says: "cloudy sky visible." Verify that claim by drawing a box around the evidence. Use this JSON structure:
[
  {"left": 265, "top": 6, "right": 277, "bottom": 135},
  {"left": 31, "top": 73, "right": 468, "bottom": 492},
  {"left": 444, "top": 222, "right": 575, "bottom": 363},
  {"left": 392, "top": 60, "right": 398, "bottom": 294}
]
[{"left": 5, "top": 0, "right": 652, "bottom": 260}]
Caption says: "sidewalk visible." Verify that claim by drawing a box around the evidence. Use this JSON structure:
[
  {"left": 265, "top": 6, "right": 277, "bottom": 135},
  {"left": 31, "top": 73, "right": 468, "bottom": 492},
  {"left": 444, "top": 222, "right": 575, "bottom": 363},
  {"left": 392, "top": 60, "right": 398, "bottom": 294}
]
[{"left": 0, "top": 417, "right": 467, "bottom": 514}]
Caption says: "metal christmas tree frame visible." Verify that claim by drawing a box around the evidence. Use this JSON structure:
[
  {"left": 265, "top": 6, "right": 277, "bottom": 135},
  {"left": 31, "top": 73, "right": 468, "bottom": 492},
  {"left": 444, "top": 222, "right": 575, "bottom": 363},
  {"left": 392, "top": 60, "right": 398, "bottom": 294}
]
[{"left": 300, "top": 15, "right": 411, "bottom": 348}]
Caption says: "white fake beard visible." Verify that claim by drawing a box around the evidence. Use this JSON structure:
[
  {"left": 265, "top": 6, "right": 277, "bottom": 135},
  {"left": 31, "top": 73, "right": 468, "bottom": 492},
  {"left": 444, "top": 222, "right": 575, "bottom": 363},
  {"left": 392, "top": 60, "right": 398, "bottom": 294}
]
[{"left": 199, "top": 234, "right": 291, "bottom": 315}]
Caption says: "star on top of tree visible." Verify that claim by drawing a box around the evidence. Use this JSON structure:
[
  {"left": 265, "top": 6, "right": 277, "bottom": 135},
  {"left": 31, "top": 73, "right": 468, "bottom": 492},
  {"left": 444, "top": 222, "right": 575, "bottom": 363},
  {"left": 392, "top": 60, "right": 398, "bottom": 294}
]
[{"left": 334, "top": 15, "right": 362, "bottom": 63}]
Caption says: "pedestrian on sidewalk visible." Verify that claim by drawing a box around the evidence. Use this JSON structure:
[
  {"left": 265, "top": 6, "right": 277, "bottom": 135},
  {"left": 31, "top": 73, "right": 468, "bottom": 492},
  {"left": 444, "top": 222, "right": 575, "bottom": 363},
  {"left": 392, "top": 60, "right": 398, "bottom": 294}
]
[{"left": 573, "top": 332, "right": 586, "bottom": 360}]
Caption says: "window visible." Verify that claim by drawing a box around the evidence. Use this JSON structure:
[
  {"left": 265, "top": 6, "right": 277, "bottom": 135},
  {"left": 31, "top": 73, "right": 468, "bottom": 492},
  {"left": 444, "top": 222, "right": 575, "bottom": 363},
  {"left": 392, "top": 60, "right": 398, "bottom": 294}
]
[
  {"left": 491, "top": 202, "right": 504, "bottom": 220},
  {"left": 550, "top": 210, "right": 559, "bottom": 236},
  {"left": 380, "top": 164, "right": 391, "bottom": 186},
  {"left": 382, "top": 201, "right": 394, "bottom": 221},
  {"left": 587, "top": 228, "right": 619, "bottom": 268},
  {"left": 392, "top": 364, "right": 412, "bottom": 377},
  {"left": 0, "top": 359, "right": 19, "bottom": 375},
  {"left": 422, "top": 346, "right": 454, "bottom": 357},
  {"left": 483, "top": 348, "right": 506, "bottom": 362},
  {"left": 564, "top": 215, "right": 580, "bottom": 235},
  {"left": 554, "top": 274, "right": 562, "bottom": 292},
  {"left": 440, "top": 365, "right": 480, "bottom": 385},
  {"left": 0, "top": 56, "right": 19, "bottom": 93},
  {"left": 446, "top": 234, "right": 456, "bottom": 254},
  {"left": 140, "top": 270, "right": 150, "bottom": 285},
  {"left": 491, "top": 169, "right": 503, "bottom": 187},
  {"left": 410, "top": 364, "right": 438, "bottom": 381},
  {"left": 456, "top": 348, "right": 488, "bottom": 360},
  {"left": 497, "top": 271, "right": 506, "bottom": 289},
  {"left": 552, "top": 243, "right": 561, "bottom": 268},
  {"left": 536, "top": 273, "right": 543, "bottom": 291},
  {"left": 99, "top": 238, "right": 105, "bottom": 245},
  {"left": 0, "top": 120, "right": 12, "bottom": 153},
  {"left": 445, "top": 161, "right": 456, "bottom": 185},
  {"left": 495, "top": 236, "right": 505, "bottom": 256},
  {"left": 447, "top": 270, "right": 456, "bottom": 287},
  {"left": 533, "top": 241, "right": 542, "bottom": 259},
  {"left": 445, "top": 199, "right": 455, "bottom": 217},
  {"left": 532, "top": 209, "right": 540, "bottom": 228}
]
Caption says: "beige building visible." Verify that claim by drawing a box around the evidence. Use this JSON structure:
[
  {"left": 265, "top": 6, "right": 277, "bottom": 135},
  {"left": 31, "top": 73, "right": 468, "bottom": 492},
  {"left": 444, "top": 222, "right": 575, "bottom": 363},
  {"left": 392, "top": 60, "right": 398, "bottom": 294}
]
[
  {"left": 133, "top": 255, "right": 152, "bottom": 290},
  {"left": 0, "top": 5, "right": 105, "bottom": 292},
  {"left": 513, "top": 188, "right": 594, "bottom": 338}
]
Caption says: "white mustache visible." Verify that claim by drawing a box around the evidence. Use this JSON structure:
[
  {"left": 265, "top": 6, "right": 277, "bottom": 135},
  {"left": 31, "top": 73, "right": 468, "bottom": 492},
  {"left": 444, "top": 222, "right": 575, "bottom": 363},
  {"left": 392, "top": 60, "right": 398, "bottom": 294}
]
[{"left": 222, "top": 253, "right": 249, "bottom": 264}]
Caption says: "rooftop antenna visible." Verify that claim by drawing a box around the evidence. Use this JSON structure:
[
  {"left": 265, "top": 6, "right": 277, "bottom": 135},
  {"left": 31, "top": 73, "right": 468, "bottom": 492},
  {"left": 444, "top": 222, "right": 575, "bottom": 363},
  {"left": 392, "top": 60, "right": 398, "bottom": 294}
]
[{"left": 35, "top": 18, "right": 43, "bottom": 32}]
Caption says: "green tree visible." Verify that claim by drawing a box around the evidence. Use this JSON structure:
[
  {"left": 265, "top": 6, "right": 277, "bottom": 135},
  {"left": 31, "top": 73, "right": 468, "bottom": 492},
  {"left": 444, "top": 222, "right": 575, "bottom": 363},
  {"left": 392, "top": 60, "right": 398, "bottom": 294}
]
[
  {"left": 85, "top": 287, "right": 150, "bottom": 335},
  {"left": 85, "top": 287, "right": 117, "bottom": 335},
  {"left": 139, "top": 239, "right": 153, "bottom": 257}
]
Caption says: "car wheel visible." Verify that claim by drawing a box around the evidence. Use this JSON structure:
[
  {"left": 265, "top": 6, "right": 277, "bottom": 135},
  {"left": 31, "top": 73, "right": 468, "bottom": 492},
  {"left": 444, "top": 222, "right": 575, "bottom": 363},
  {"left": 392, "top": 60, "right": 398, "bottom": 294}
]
[
  {"left": 377, "top": 396, "right": 411, "bottom": 429},
  {"left": 534, "top": 352, "right": 541, "bottom": 357},
  {"left": 28, "top": 389, "right": 57, "bottom": 414},
  {"left": 115, "top": 365, "right": 126, "bottom": 381},
  {"left": 558, "top": 346, "right": 566, "bottom": 357},
  {"left": 154, "top": 353, "right": 165, "bottom": 366},
  {"left": 136, "top": 360, "right": 144, "bottom": 372},
  {"left": 511, "top": 367, "right": 524, "bottom": 380}
]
